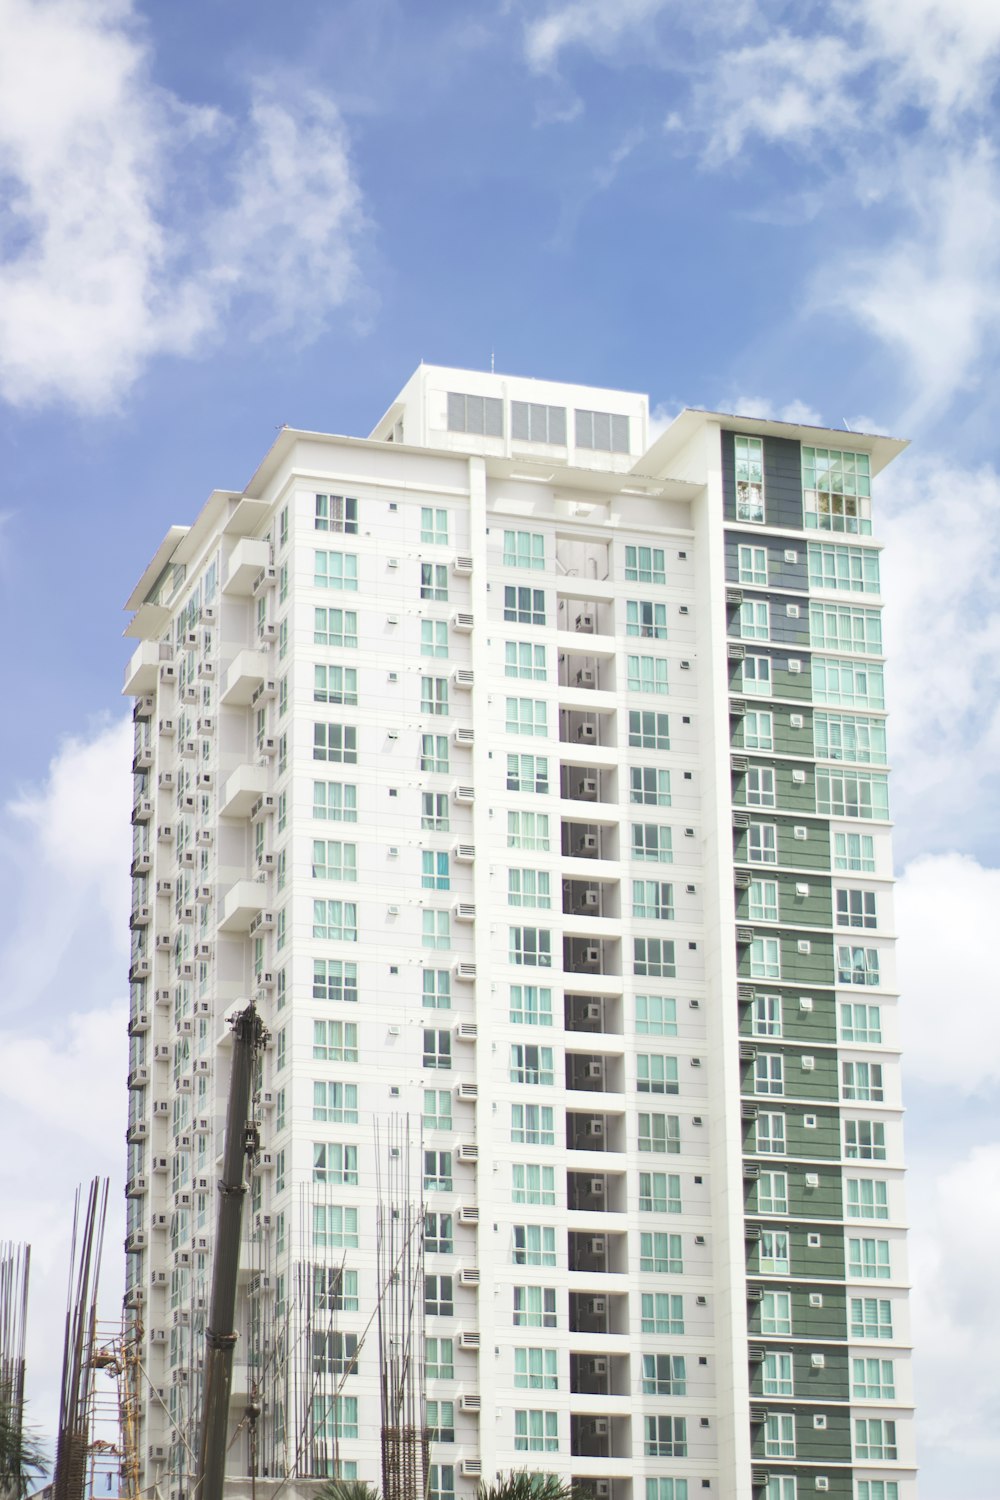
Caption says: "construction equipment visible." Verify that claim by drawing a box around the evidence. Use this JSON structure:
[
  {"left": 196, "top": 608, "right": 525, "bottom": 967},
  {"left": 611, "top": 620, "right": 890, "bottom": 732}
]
[{"left": 194, "top": 1003, "right": 268, "bottom": 1500}]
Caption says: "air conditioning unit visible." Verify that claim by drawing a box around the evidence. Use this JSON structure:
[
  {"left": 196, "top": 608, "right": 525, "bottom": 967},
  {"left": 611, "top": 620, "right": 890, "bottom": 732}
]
[
  {"left": 252, "top": 566, "right": 276, "bottom": 596},
  {"left": 575, "top": 613, "right": 595, "bottom": 633},
  {"left": 458, "top": 1331, "right": 480, "bottom": 1351},
  {"left": 588, "top": 1179, "right": 605, "bottom": 1197},
  {"left": 727, "top": 643, "right": 745, "bottom": 660},
  {"left": 731, "top": 755, "right": 748, "bottom": 772},
  {"left": 583, "top": 1002, "right": 602, "bottom": 1021},
  {"left": 195, "top": 885, "right": 211, "bottom": 903},
  {"left": 581, "top": 946, "right": 601, "bottom": 967},
  {"left": 453, "top": 669, "right": 474, "bottom": 690},
  {"left": 453, "top": 556, "right": 473, "bottom": 575},
  {"left": 454, "top": 903, "right": 476, "bottom": 922},
  {"left": 455, "top": 1022, "right": 478, "bottom": 1041},
  {"left": 195, "top": 830, "right": 213, "bottom": 846},
  {"left": 585, "top": 1120, "right": 605, "bottom": 1138},
  {"left": 457, "top": 1205, "right": 479, "bottom": 1226},
  {"left": 454, "top": 962, "right": 477, "bottom": 982},
  {"left": 584, "top": 1061, "right": 605, "bottom": 1080},
  {"left": 590, "top": 1418, "right": 609, "bottom": 1436},
  {"left": 743, "top": 1164, "right": 761, "bottom": 1181},
  {"left": 457, "top": 1144, "right": 479, "bottom": 1164},
  {"left": 577, "top": 777, "right": 598, "bottom": 799},
  {"left": 452, "top": 612, "right": 474, "bottom": 632},
  {"left": 577, "top": 833, "right": 598, "bottom": 855},
  {"left": 456, "top": 1083, "right": 478, "bottom": 1102},
  {"left": 153, "top": 1044, "right": 170, "bottom": 1061},
  {"left": 157, "top": 823, "right": 174, "bottom": 843},
  {"left": 152, "top": 1101, "right": 170, "bottom": 1117},
  {"left": 148, "top": 1330, "right": 167, "bottom": 1346},
  {"left": 576, "top": 668, "right": 596, "bottom": 687},
  {"left": 586, "top": 1298, "right": 607, "bottom": 1315},
  {"left": 454, "top": 844, "right": 476, "bottom": 862},
  {"left": 577, "top": 722, "right": 597, "bottom": 742},
  {"left": 735, "top": 871, "right": 752, "bottom": 889},
  {"left": 579, "top": 890, "right": 600, "bottom": 910},
  {"left": 453, "top": 784, "right": 475, "bottom": 804},
  {"left": 587, "top": 1237, "right": 606, "bottom": 1255},
  {"left": 453, "top": 726, "right": 475, "bottom": 746},
  {"left": 148, "top": 1446, "right": 167, "bottom": 1462},
  {"left": 459, "top": 1394, "right": 481, "bottom": 1413},
  {"left": 249, "top": 911, "right": 274, "bottom": 935},
  {"left": 458, "top": 1267, "right": 480, "bottom": 1286}
]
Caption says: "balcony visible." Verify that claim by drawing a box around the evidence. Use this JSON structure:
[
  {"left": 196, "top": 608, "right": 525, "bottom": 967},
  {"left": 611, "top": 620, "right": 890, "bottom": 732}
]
[
  {"left": 219, "top": 764, "right": 269, "bottom": 819},
  {"left": 567, "top": 1170, "right": 626, "bottom": 1214},
  {"left": 221, "top": 650, "right": 269, "bottom": 706},
  {"left": 559, "top": 765, "right": 615, "bottom": 805},
  {"left": 124, "top": 641, "right": 172, "bottom": 697},
  {"left": 564, "top": 936, "right": 619, "bottom": 977},
  {"left": 563, "top": 880, "right": 619, "bottom": 919},
  {"left": 568, "top": 1231, "right": 627, "bottom": 1275},
  {"left": 560, "top": 708, "right": 616, "bottom": 752},
  {"left": 558, "top": 653, "right": 615, "bottom": 694},
  {"left": 568, "top": 1289, "right": 628, "bottom": 1334},
  {"left": 223, "top": 538, "right": 271, "bottom": 596},
  {"left": 570, "top": 1414, "right": 631, "bottom": 1460},
  {"left": 218, "top": 880, "right": 267, "bottom": 933},
  {"left": 565, "top": 994, "right": 623, "bottom": 1036},
  {"left": 567, "top": 1111, "right": 625, "bottom": 1153},
  {"left": 562, "top": 822, "right": 618, "bottom": 862},
  {"left": 566, "top": 1053, "right": 625, "bottom": 1094}
]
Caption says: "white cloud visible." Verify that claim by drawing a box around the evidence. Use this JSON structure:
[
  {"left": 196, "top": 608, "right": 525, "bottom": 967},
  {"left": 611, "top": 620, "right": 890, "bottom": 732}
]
[
  {"left": 878, "top": 455, "right": 1000, "bottom": 850},
  {"left": 0, "top": 0, "right": 368, "bottom": 413},
  {"left": 909, "top": 1139, "right": 1000, "bottom": 1491},
  {"left": 524, "top": 0, "right": 669, "bottom": 72},
  {"left": 895, "top": 853, "right": 1000, "bottom": 1091},
  {"left": 723, "top": 394, "right": 824, "bottom": 426},
  {"left": 0, "top": 715, "right": 132, "bottom": 1442},
  {"left": 850, "top": 0, "right": 1000, "bottom": 122}
]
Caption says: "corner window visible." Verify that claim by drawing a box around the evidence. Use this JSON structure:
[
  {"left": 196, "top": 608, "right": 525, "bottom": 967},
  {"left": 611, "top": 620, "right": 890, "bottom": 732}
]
[{"left": 734, "top": 435, "right": 764, "bottom": 522}]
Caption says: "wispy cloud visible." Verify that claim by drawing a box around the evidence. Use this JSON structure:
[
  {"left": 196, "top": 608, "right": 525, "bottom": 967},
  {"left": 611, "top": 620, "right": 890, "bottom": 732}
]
[{"left": 0, "top": 0, "right": 369, "bottom": 413}]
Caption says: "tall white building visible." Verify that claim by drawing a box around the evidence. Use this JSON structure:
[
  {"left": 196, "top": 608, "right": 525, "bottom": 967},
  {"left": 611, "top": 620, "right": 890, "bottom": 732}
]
[{"left": 123, "top": 366, "right": 915, "bottom": 1500}]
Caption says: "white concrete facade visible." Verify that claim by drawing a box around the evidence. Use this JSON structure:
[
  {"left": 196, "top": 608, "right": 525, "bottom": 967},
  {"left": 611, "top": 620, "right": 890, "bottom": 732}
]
[{"left": 123, "top": 366, "right": 915, "bottom": 1500}]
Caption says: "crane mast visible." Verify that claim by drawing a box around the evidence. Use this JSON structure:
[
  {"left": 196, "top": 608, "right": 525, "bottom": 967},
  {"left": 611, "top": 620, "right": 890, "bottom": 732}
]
[{"left": 194, "top": 1003, "right": 268, "bottom": 1500}]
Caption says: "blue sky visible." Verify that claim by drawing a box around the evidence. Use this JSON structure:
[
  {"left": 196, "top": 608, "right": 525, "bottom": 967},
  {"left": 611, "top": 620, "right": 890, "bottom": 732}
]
[{"left": 1, "top": 1, "right": 999, "bottom": 1494}]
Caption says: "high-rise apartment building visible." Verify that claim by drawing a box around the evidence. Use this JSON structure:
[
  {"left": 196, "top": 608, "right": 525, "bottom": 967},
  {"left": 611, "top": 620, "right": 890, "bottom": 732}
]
[{"left": 123, "top": 366, "right": 914, "bottom": 1500}]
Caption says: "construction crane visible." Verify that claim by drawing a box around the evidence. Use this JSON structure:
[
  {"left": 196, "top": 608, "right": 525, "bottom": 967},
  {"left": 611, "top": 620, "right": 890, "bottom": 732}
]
[{"left": 194, "top": 1003, "right": 268, "bottom": 1500}]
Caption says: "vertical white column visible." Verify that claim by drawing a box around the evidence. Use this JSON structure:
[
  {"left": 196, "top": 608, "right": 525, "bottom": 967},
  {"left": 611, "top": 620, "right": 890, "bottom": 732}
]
[{"left": 691, "top": 423, "right": 753, "bottom": 1499}]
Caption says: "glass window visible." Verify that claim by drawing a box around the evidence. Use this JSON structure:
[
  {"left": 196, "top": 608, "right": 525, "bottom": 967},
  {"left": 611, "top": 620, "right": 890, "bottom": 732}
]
[
  {"left": 421, "top": 508, "right": 449, "bottom": 545},
  {"left": 421, "top": 676, "right": 449, "bottom": 716},
  {"left": 314, "top": 607, "right": 358, "bottom": 647},
  {"left": 420, "top": 734, "right": 449, "bottom": 773},
  {"left": 513, "top": 1408, "right": 559, "bottom": 1452},
  {"left": 313, "top": 1142, "right": 358, "bottom": 1186},
  {"left": 641, "top": 1355, "right": 686, "bottom": 1396},
  {"left": 761, "top": 1291, "right": 792, "bottom": 1335},
  {"left": 750, "top": 937, "right": 781, "bottom": 980},
  {"left": 840, "top": 1003, "right": 882, "bottom": 1043},
  {"left": 814, "top": 712, "right": 887, "bottom": 765},
  {"left": 626, "top": 599, "right": 668, "bottom": 638},
  {"left": 834, "top": 831, "right": 876, "bottom": 872},
  {"left": 506, "top": 754, "right": 549, "bottom": 793},
  {"left": 428, "top": 1466, "right": 454, "bottom": 1500},
  {"left": 754, "top": 1052, "right": 784, "bottom": 1095},
  {"left": 810, "top": 603, "right": 882, "bottom": 654},
  {"left": 843, "top": 1060, "right": 884, "bottom": 1102},
  {"left": 424, "top": 1274, "right": 454, "bottom": 1316},
  {"left": 638, "top": 1113, "right": 680, "bottom": 1153},
  {"left": 313, "top": 781, "right": 358, "bottom": 822},
  {"left": 813, "top": 657, "right": 885, "bottom": 709},
  {"left": 633, "top": 880, "right": 674, "bottom": 920},
  {"left": 312, "top": 840, "right": 357, "bottom": 881},
  {"left": 853, "top": 1357, "right": 896, "bottom": 1400},
  {"left": 422, "top": 851, "right": 451, "bottom": 890},
  {"left": 738, "top": 545, "right": 768, "bottom": 585},
  {"left": 504, "top": 586, "right": 545, "bottom": 625},
  {"left": 631, "top": 823, "right": 672, "bottom": 863},
  {"left": 312, "top": 1020, "right": 358, "bottom": 1062},
  {"left": 735, "top": 435, "right": 764, "bottom": 521},
  {"left": 513, "top": 1347, "right": 559, "bottom": 1389},
  {"left": 423, "top": 1029, "right": 452, "bottom": 1069},
  {"left": 637, "top": 1055, "right": 679, "bottom": 1094},
  {"left": 638, "top": 1171, "right": 681, "bottom": 1213},
  {"left": 847, "top": 1178, "right": 889, "bottom": 1220},
  {"left": 314, "top": 551, "right": 358, "bottom": 590},
  {"left": 764, "top": 1413, "right": 795, "bottom": 1458},
  {"left": 742, "top": 654, "right": 772, "bottom": 696},
  {"left": 743, "top": 711, "right": 773, "bottom": 751},
  {"left": 508, "top": 811, "right": 550, "bottom": 851},
  {"left": 511, "top": 1103, "right": 555, "bottom": 1145},
  {"left": 837, "top": 945, "right": 881, "bottom": 986},
  {"left": 425, "top": 1335, "right": 455, "bottom": 1380},
  {"left": 741, "top": 599, "right": 770, "bottom": 640},
  {"left": 505, "top": 641, "right": 547, "bottom": 680},
  {"left": 421, "top": 620, "right": 449, "bottom": 658},
  {"left": 510, "top": 1044, "right": 554, "bottom": 1085},
  {"left": 756, "top": 1112, "right": 786, "bottom": 1155},
  {"left": 425, "top": 1215, "right": 454, "bottom": 1256},
  {"left": 747, "top": 822, "right": 778, "bottom": 863},
  {"left": 850, "top": 1297, "right": 893, "bottom": 1339},
  {"left": 509, "top": 985, "right": 553, "bottom": 1026},
  {"left": 633, "top": 938, "right": 675, "bottom": 977},
  {"left": 636, "top": 995, "right": 677, "bottom": 1035},
  {"left": 752, "top": 994, "right": 782, "bottom": 1036},
  {"left": 313, "top": 1082, "right": 358, "bottom": 1123},
  {"left": 314, "top": 494, "right": 358, "bottom": 533},
  {"left": 313, "top": 723, "right": 357, "bottom": 764},
  {"left": 845, "top": 1119, "right": 887, "bottom": 1160},
  {"left": 509, "top": 927, "right": 552, "bottom": 967},
  {"left": 420, "top": 563, "right": 449, "bottom": 601},
  {"left": 503, "top": 531, "right": 545, "bottom": 569},
  {"left": 628, "top": 710, "right": 670, "bottom": 749},
  {"left": 508, "top": 869, "right": 551, "bottom": 909},
  {"left": 854, "top": 1418, "right": 897, "bottom": 1461},
  {"left": 818, "top": 769, "right": 889, "bottom": 819},
  {"left": 630, "top": 766, "right": 671, "bottom": 806},
  {"left": 808, "top": 541, "right": 881, "bottom": 593},
  {"left": 640, "top": 1293, "right": 683, "bottom": 1334},
  {"left": 421, "top": 792, "right": 449, "bottom": 831},
  {"left": 512, "top": 1286, "right": 557, "bottom": 1328},
  {"left": 312, "top": 901, "right": 358, "bottom": 942},
  {"left": 848, "top": 1237, "right": 891, "bottom": 1279},
  {"left": 745, "top": 766, "right": 776, "bottom": 807},
  {"left": 512, "top": 1164, "right": 555, "bottom": 1205},
  {"left": 512, "top": 1225, "right": 557, "bottom": 1266},
  {"left": 760, "top": 1230, "right": 789, "bottom": 1275},
  {"left": 312, "top": 960, "right": 358, "bottom": 1003},
  {"left": 423, "top": 1149, "right": 453, "bottom": 1192},
  {"left": 422, "top": 970, "right": 452, "bottom": 1009},
  {"left": 749, "top": 879, "right": 779, "bottom": 922},
  {"left": 644, "top": 1415, "right": 687, "bottom": 1458},
  {"left": 506, "top": 697, "right": 548, "bottom": 736},
  {"left": 640, "top": 1231, "right": 683, "bottom": 1273},
  {"left": 836, "top": 889, "right": 878, "bottom": 928},
  {"left": 627, "top": 655, "right": 669, "bottom": 694},
  {"left": 758, "top": 1170, "right": 788, "bottom": 1214},
  {"left": 802, "top": 446, "right": 872, "bottom": 534},
  {"left": 423, "top": 1089, "right": 453, "bottom": 1132},
  {"left": 624, "top": 545, "right": 666, "bottom": 584}
]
